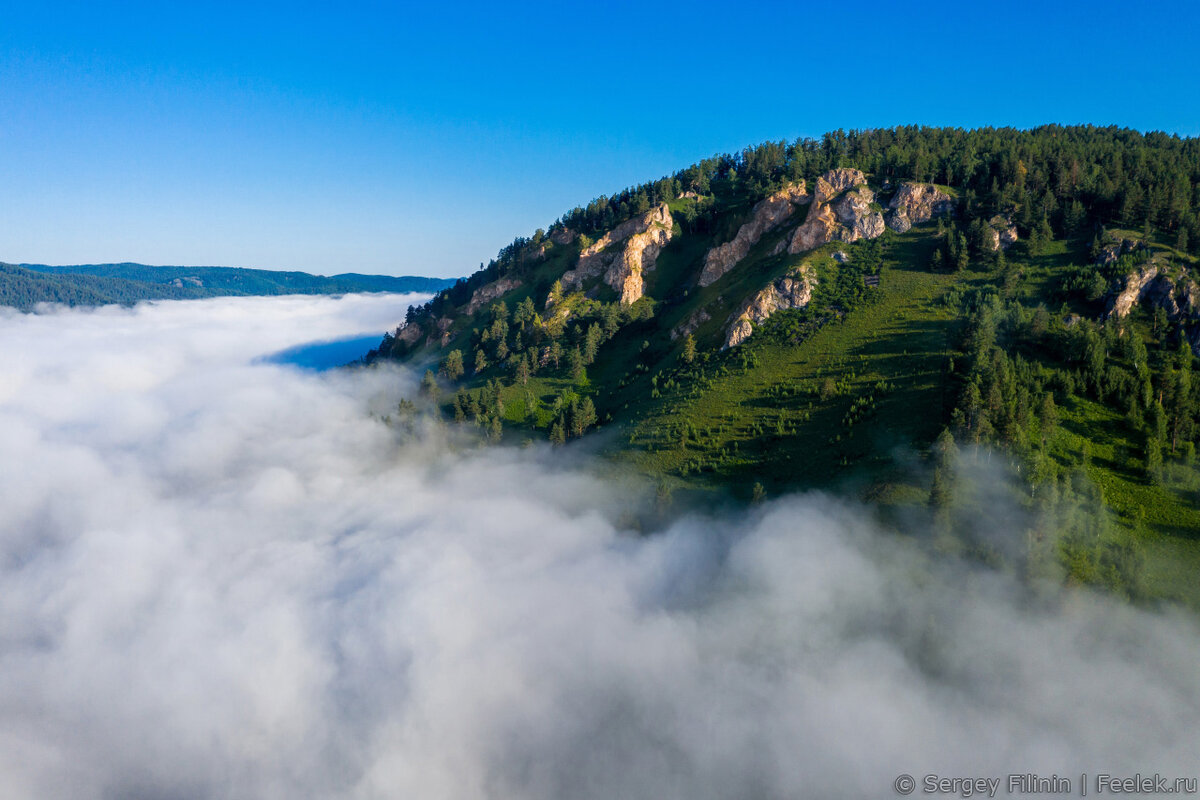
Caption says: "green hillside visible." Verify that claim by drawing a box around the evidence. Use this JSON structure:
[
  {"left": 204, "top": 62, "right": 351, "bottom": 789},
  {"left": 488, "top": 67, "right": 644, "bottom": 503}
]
[
  {"left": 370, "top": 125, "right": 1200, "bottom": 607},
  {"left": 1, "top": 262, "right": 455, "bottom": 311}
]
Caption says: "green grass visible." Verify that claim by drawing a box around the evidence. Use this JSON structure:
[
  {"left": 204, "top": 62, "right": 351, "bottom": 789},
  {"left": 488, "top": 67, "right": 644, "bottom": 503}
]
[
  {"left": 412, "top": 205, "right": 1200, "bottom": 609},
  {"left": 619, "top": 228, "right": 972, "bottom": 495}
]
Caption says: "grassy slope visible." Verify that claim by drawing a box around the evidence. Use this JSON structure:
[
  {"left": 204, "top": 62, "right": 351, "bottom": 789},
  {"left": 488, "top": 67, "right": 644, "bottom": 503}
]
[{"left": 425, "top": 207, "right": 1200, "bottom": 607}]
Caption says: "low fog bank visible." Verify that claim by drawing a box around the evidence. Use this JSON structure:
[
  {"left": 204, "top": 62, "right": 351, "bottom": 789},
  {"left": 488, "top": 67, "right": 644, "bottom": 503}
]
[{"left": 1, "top": 295, "right": 1198, "bottom": 800}]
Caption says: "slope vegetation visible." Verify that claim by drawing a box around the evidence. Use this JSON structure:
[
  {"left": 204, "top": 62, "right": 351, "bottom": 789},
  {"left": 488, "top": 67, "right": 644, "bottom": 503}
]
[{"left": 372, "top": 125, "right": 1200, "bottom": 607}]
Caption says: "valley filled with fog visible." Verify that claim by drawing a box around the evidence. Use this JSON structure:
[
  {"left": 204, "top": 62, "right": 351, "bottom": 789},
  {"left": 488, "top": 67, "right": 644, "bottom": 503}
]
[{"left": 2, "top": 294, "right": 1199, "bottom": 800}]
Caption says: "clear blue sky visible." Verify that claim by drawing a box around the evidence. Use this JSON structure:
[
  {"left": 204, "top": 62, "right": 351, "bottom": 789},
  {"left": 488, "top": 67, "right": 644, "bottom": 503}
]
[{"left": 2, "top": 0, "right": 1197, "bottom": 278}]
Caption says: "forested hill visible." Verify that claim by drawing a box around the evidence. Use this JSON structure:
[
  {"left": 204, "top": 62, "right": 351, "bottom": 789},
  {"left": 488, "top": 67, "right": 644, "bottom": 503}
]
[
  {"left": 1, "top": 262, "right": 455, "bottom": 311},
  {"left": 370, "top": 124, "right": 1200, "bottom": 608}
]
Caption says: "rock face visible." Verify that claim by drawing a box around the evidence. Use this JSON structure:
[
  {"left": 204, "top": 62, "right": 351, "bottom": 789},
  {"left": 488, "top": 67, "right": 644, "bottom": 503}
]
[
  {"left": 550, "top": 227, "right": 576, "bottom": 245},
  {"left": 815, "top": 168, "right": 868, "bottom": 201},
  {"left": 1106, "top": 266, "right": 1159, "bottom": 319},
  {"left": 699, "top": 182, "right": 809, "bottom": 287},
  {"left": 1105, "top": 264, "right": 1200, "bottom": 355},
  {"left": 396, "top": 321, "right": 423, "bottom": 346},
  {"left": 723, "top": 265, "right": 816, "bottom": 348},
  {"left": 465, "top": 276, "right": 522, "bottom": 316},
  {"left": 784, "top": 199, "right": 842, "bottom": 253},
  {"left": 560, "top": 204, "right": 674, "bottom": 305},
  {"left": 885, "top": 182, "right": 955, "bottom": 232},
  {"left": 670, "top": 307, "right": 711, "bottom": 341},
  {"left": 1097, "top": 238, "right": 1142, "bottom": 266},
  {"left": 985, "top": 215, "right": 1019, "bottom": 251},
  {"left": 831, "top": 186, "right": 885, "bottom": 241},
  {"left": 781, "top": 169, "right": 884, "bottom": 255}
]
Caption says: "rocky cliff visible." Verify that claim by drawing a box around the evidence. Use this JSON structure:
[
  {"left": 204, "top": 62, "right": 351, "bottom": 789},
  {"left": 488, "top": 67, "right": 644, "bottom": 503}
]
[
  {"left": 1104, "top": 263, "right": 1200, "bottom": 355},
  {"left": 465, "top": 276, "right": 523, "bottom": 315},
  {"left": 1106, "top": 266, "right": 1160, "bottom": 319},
  {"left": 1097, "top": 238, "right": 1142, "bottom": 266},
  {"left": 778, "top": 169, "right": 884, "bottom": 255},
  {"left": 985, "top": 215, "right": 1019, "bottom": 251},
  {"left": 723, "top": 265, "right": 816, "bottom": 348},
  {"left": 698, "top": 182, "right": 809, "bottom": 287},
  {"left": 831, "top": 186, "right": 886, "bottom": 241},
  {"left": 885, "top": 182, "right": 955, "bottom": 233},
  {"left": 560, "top": 203, "right": 674, "bottom": 305}
]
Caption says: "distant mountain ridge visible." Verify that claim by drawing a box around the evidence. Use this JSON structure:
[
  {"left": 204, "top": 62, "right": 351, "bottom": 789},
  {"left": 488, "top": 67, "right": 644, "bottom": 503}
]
[{"left": 0, "top": 261, "right": 456, "bottom": 311}]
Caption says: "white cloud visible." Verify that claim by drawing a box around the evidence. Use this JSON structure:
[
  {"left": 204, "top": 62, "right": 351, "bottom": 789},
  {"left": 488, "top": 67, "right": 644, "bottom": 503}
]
[{"left": 1, "top": 294, "right": 1199, "bottom": 800}]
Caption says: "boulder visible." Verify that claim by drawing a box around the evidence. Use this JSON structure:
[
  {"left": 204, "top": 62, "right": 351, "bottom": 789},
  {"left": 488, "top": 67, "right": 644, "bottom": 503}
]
[
  {"left": 887, "top": 210, "right": 912, "bottom": 234},
  {"left": 699, "top": 182, "right": 810, "bottom": 287},
  {"left": 723, "top": 265, "right": 817, "bottom": 348},
  {"left": 561, "top": 204, "right": 675, "bottom": 305}
]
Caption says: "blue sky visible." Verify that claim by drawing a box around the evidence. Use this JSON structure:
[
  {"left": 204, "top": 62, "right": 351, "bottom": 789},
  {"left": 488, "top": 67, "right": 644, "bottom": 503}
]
[{"left": 1, "top": 0, "right": 1197, "bottom": 278}]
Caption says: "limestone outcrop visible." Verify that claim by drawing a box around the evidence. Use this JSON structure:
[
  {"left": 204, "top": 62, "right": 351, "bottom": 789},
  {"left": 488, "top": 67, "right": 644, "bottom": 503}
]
[
  {"left": 999, "top": 226, "right": 1018, "bottom": 249},
  {"left": 1097, "top": 238, "right": 1142, "bottom": 266},
  {"left": 885, "top": 182, "right": 955, "bottom": 233},
  {"left": 465, "top": 276, "right": 522, "bottom": 316},
  {"left": 1104, "top": 264, "right": 1200, "bottom": 355},
  {"left": 723, "top": 265, "right": 816, "bottom": 349},
  {"left": 560, "top": 204, "right": 674, "bottom": 305},
  {"left": 831, "top": 186, "right": 885, "bottom": 241},
  {"left": 781, "top": 169, "right": 884, "bottom": 255},
  {"left": 1106, "top": 266, "right": 1159, "bottom": 319},
  {"left": 550, "top": 227, "right": 576, "bottom": 245},
  {"left": 985, "top": 215, "right": 1019, "bottom": 251},
  {"left": 670, "top": 307, "right": 711, "bottom": 340},
  {"left": 815, "top": 168, "right": 868, "bottom": 201},
  {"left": 784, "top": 200, "right": 841, "bottom": 253},
  {"left": 698, "top": 182, "right": 809, "bottom": 287},
  {"left": 396, "top": 321, "right": 423, "bottom": 346}
]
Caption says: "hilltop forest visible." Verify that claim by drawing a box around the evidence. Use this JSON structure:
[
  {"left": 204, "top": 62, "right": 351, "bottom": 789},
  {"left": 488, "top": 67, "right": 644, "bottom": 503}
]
[{"left": 369, "top": 125, "right": 1200, "bottom": 607}]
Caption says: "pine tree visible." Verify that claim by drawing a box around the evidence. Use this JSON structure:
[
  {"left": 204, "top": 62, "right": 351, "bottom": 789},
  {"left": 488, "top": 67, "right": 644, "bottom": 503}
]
[
  {"left": 583, "top": 323, "right": 602, "bottom": 364},
  {"left": 576, "top": 397, "right": 597, "bottom": 435},
  {"left": 1039, "top": 392, "right": 1058, "bottom": 446},
  {"left": 420, "top": 369, "right": 440, "bottom": 401},
  {"left": 570, "top": 346, "right": 585, "bottom": 381},
  {"left": 682, "top": 334, "right": 697, "bottom": 364},
  {"left": 473, "top": 348, "right": 488, "bottom": 374},
  {"left": 516, "top": 353, "right": 531, "bottom": 385},
  {"left": 441, "top": 349, "right": 464, "bottom": 381},
  {"left": 1144, "top": 433, "right": 1163, "bottom": 485}
]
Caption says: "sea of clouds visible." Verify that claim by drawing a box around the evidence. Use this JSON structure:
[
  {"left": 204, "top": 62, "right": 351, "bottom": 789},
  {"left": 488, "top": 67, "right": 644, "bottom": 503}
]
[{"left": 2, "top": 293, "right": 1199, "bottom": 800}]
